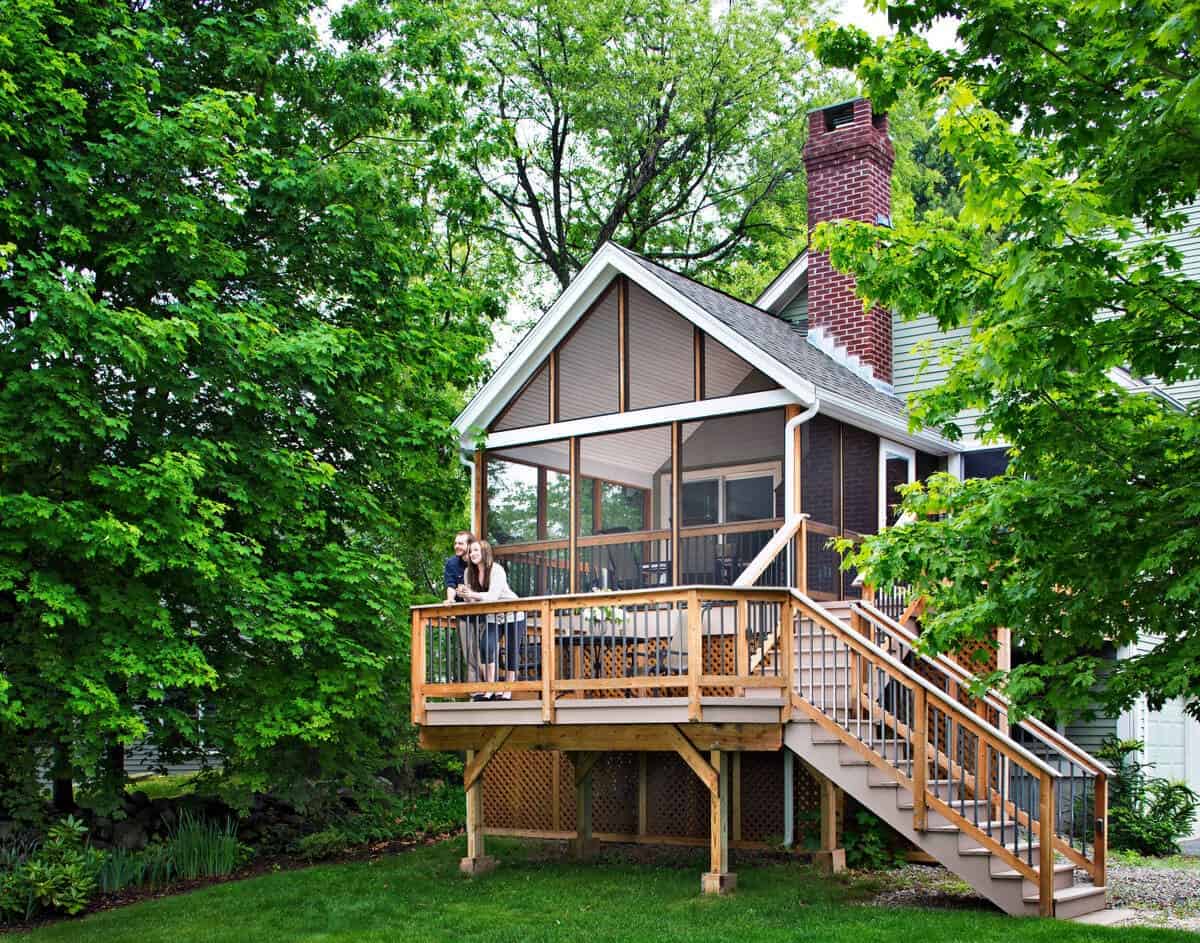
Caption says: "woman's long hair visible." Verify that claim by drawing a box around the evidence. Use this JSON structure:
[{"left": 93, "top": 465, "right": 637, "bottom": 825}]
[{"left": 466, "top": 539, "right": 494, "bottom": 592}]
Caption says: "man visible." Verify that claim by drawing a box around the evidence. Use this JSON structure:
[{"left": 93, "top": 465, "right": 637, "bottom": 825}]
[
  {"left": 444, "top": 530, "right": 479, "bottom": 682},
  {"left": 444, "top": 530, "right": 473, "bottom": 604}
]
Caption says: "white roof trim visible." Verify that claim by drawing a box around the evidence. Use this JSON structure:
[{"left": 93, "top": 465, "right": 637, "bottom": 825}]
[
  {"left": 755, "top": 252, "right": 808, "bottom": 313},
  {"left": 486, "top": 389, "right": 802, "bottom": 450},
  {"left": 455, "top": 241, "right": 960, "bottom": 454},
  {"left": 455, "top": 242, "right": 816, "bottom": 441}
]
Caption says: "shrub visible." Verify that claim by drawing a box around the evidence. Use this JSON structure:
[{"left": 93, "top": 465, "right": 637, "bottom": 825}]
[
  {"left": 294, "top": 783, "right": 465, "bottom": 862},
  {"left": 167, "top": 810, "right": 241, "bottom": 880},
  {"left": 0, "top": 816, "right": 103, "bottom": 923},
  {"left": 1098, "top": 737, "right": 1199, "bottom": 857}
]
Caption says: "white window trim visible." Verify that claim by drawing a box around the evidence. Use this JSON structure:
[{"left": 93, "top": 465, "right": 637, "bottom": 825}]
[
  {"left": 658, "top": 461, "right": 782, "bottom": 528},
  {"left": 878, "top": 439, "right": 916, "bottom": 532}
]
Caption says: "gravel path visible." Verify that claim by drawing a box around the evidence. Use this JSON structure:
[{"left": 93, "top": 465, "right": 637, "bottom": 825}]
[{"left": 865, "top": 858, "right": 1200, "bottom": 931}]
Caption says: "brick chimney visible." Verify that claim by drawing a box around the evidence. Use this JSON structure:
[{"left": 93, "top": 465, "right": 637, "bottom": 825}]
[{"left": 803, "top": 98, "right": 894, "bottom": 385}]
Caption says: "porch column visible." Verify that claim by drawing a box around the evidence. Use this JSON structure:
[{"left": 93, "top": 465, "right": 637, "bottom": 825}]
[
  {"left": 460, "top": 748, "right": 496, "bottom": 875},
  {"left": 813, "top": 774, "right": 846, "bottom": 875},
  {"left": 702, "top": 750, "right": 737, "bottom": 894},
  {"left": 572, "top": 751, "right": 600, "bottom": 859}
]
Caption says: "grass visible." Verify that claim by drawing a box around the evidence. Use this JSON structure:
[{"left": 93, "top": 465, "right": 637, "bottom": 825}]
[
  {"left": 12, "top": 839, "right": 1199, "bottom": 943},
  {"left": 124, "top": 773, "right": 202, "bottom": 802},
  {"left": 1110, "top": 849, "right": 1200, "bottom": 871}
]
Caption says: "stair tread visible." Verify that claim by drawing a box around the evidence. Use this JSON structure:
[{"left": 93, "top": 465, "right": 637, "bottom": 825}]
[
  {"left": 1024, "top": 885, "right": 1106, "bottom": 904},
  {"left": 993, "top": 863, "right": 1075, "bottom": 881}
]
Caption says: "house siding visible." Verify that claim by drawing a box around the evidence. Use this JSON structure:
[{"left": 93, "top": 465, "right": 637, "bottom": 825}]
[{"left": 779, "top": 290, "right": 807, "bottom": 330}]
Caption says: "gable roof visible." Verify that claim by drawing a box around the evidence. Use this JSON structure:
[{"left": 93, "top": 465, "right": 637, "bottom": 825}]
[
  {"left": 455, "top": 242, "right": 956, "bottom": 453},
  {"left": 613, "top": 246, "right": 908, "bottom": 424}
]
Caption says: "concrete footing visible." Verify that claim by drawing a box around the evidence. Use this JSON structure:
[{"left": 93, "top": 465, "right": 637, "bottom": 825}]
[
  {"left": 813, "top": 849, "right": 846, "bottom": 875},
  {"left": 701, "top": 872, "right": 738, "bottom": 895},
  {"left": 459, "top": 856, "right": 497, "bottom": 876}
]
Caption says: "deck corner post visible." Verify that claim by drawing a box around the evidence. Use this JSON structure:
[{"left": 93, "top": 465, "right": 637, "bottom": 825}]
[
  {"left": 813, "top": 774, "right": 846, "bottom": 875},
  {"left": 687, "top": 590, "right": 702, "bottom": 721},
  {"left": 571, "top": 751, "right": 599, "bottom": 860},
  {"left": 541, "top": 600, "right": 555, "bottom": 723},
  {"left": 460, "top": 748, "right": 496, "bottom": 877},
  {"left": 701, "top": 749, "right": 736, "bottom": 895},
  {"left": 411, "top": 611, "right": 426, "bottom": 727}
]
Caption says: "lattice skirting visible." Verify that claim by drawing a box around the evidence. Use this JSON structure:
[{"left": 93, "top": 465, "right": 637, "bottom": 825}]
[{"left": 482, "top": 749, "right": 824, "bottom": 845}]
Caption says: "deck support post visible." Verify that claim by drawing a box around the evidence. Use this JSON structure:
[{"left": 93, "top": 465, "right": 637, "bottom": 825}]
[
  {"left": 813, "top": 774, "right": 846, "bottom": 875},
  {"left": 571, "top": 751, "right": 600, "bottom": 860},
  {"left": 701, "top": 750, "right": 736, "bottom": 895},
  {"left": 782, "top": 750, "right": 794, "bottom": 847},
  {"left": 460, "top": 749, "right": 496, "bottom": 876}
]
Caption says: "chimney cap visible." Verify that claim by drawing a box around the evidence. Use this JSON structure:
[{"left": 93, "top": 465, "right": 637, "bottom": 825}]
[{"left": 806, "top": 96, "right": 869, "bottom": 117}]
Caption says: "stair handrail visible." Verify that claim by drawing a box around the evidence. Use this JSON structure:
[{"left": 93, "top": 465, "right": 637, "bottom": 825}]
[
  {"left": 852, "top": 600, "right": 1113, "bottom": 778},
  {"left": 733, "top": 514, "right": 807, "bottom": 588},
  {"left": 789, "top": 589, "right": 1062, "bottom": 780}
]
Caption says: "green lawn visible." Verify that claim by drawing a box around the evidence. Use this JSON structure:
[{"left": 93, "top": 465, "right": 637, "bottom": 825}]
[{"left": 14, "top": 839, "right": 1194, "bottom": 942}]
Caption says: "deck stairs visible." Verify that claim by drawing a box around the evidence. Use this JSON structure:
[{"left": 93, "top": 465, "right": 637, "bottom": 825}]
[{"left": 766, "top": 595, "right": 1109, "bottom": 919}]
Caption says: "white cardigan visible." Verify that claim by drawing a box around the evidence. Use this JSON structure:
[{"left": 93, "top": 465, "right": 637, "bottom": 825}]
[{"left": 471, "top": 562, "right": 518, "bottom": 613}]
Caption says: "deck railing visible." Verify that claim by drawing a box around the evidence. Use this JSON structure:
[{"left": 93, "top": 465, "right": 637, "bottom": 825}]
[
  {"left": 788, "top": 590, "right": 1063, "bottom": 915},
  {"left": 411, "top": 586, "right": 794, "bottom": 725},
  {"left": 850, "top": 600, "right": 1110, "bottom": 888}
]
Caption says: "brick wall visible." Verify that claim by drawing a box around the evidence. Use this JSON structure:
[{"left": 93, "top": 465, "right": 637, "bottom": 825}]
[{"left": 803, "top": 98, "right": 894, "bottom": 383}]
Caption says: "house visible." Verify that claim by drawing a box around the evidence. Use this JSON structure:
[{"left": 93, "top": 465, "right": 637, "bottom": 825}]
[{"left": 410, "top": 98, "right": 1111, "bottom": 918}]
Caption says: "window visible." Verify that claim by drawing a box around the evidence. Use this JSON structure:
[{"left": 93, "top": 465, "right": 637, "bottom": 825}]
[
  {"left": 725, "top": 475, "right": 774, "bottom": 522},
  {"left": 878, "top": 440, "right": 916, "bottom": 530},
  {"left": 682, "top": 479, "right": 719, "bottom": 526}
]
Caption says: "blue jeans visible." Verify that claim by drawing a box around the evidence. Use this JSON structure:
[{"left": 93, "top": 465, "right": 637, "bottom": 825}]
[{"left": 479, "top": 616, "right": 526, "bottom": 672}]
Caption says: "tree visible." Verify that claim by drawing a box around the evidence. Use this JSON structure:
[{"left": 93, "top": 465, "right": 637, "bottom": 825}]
[
  {"left": 464, "top": 0, "right": 841, "bottom": 291},
  {"left": 814, "top": 2, "right": 1200, "bottom": 719},
  {"left": 0, "top": 0, "right": 498, "bottom": 815}
]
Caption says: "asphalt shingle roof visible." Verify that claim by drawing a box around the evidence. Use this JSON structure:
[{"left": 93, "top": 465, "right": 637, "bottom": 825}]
[{"left": 614, "top": 245, "right": 908, "bottom": 421}]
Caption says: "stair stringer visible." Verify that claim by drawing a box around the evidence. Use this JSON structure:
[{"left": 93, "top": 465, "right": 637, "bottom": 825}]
[{"left": 783, "top": 717, "right": 1038, "bottom": 916}]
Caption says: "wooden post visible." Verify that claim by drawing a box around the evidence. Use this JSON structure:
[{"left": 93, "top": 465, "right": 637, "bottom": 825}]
[
  {"left": 572, "top": 751, "right": 599, "bottom": 859},
  {"left": 780, "top": 598, "right": 793, "bottom": 722},
  {"left": 913, "top": 686, "right": 928, "bottom": 832},
  {"left": 542, "top": 600, "right": 555, "bottom": 723},
  {"left": 474, "top": 450, "right": 487, "bottom": 541},
  {"left": 1039, "top": 772, "right": 1055, "bottom": 917},
  {"left": 814, "top": 774, "right": 846, "bottom": 874},
  {"left": 1094, "top": 771, "right": 1107, "bottom": 889},
  {"left": 671, "top": 422, "right": 682, "bottom": 586},
  {"left": 460, "top": 749, "right": 496, "bottom": 875},
  {"left": 798, "top": 517, "right": 808, "bottom": 596},
  {"left": 731, "top": 752, "right": 742, "bottom": 843},
  {"left": 569, "top": 437, "right": 579, "bottom": 593},
  {"left": 687, "top": 590, "right": 702, "bottom": 722},
  {"left": 411, "top": 612, "right": 426, "bottom": 726},
  {"left": 701, "top": 750, "right": 736, "bottom": 894},
  {"left": 637, "top": 752, "right": 648, "bottom": 837}
]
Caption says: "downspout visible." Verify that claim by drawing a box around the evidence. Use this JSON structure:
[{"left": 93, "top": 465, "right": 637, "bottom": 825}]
[
  {"left": 732, "top": 396, "right": 820, "bottom": 590},
  {"left": 460, "top": 449, "right": 477, "bottom": 535},
  {"left": 784, "top": 399, "right": 820, "bottom": 518}
]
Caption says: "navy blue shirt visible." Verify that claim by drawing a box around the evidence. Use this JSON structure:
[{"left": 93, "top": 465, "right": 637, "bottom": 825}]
[{"left": 443, "top": 554, "right": 467, "bottom": 598}]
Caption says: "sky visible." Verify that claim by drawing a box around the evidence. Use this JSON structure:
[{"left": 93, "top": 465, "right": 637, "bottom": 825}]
[{"left": 836, "top": 0, "right": 960, "bottom": 50}]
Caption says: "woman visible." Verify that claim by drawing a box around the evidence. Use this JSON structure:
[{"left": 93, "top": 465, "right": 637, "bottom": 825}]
[{"left": 459, "top": 539, "right": 522, "bottom": 700}]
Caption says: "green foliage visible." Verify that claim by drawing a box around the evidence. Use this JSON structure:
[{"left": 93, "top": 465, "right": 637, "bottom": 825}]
[
  {"left": 798, "top": 807, "right": 902, "bottom": 871},
  {"left": 0, "top": 0, "right": 499, "bottom": 812},
  {"left": 165, "top": 811, "right": 242, "bottom": 882},
  {"left": 96, "top": 813, "right": 246, "bottom": 894},
  {"left": 293, "top": 783, "right": 465, "bottom": 861},
  {"left": 813, "top": 1, "right": 1200, "bottom": 719},
  {"left": 1099, "top": 738, "right": 1198, "bottom": 857},
  {"left": 464, "top": 0, "right": 841, "bottom": 291},
  {"left": 0, "top": 817, "right": 103, "bottom": 922}
]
